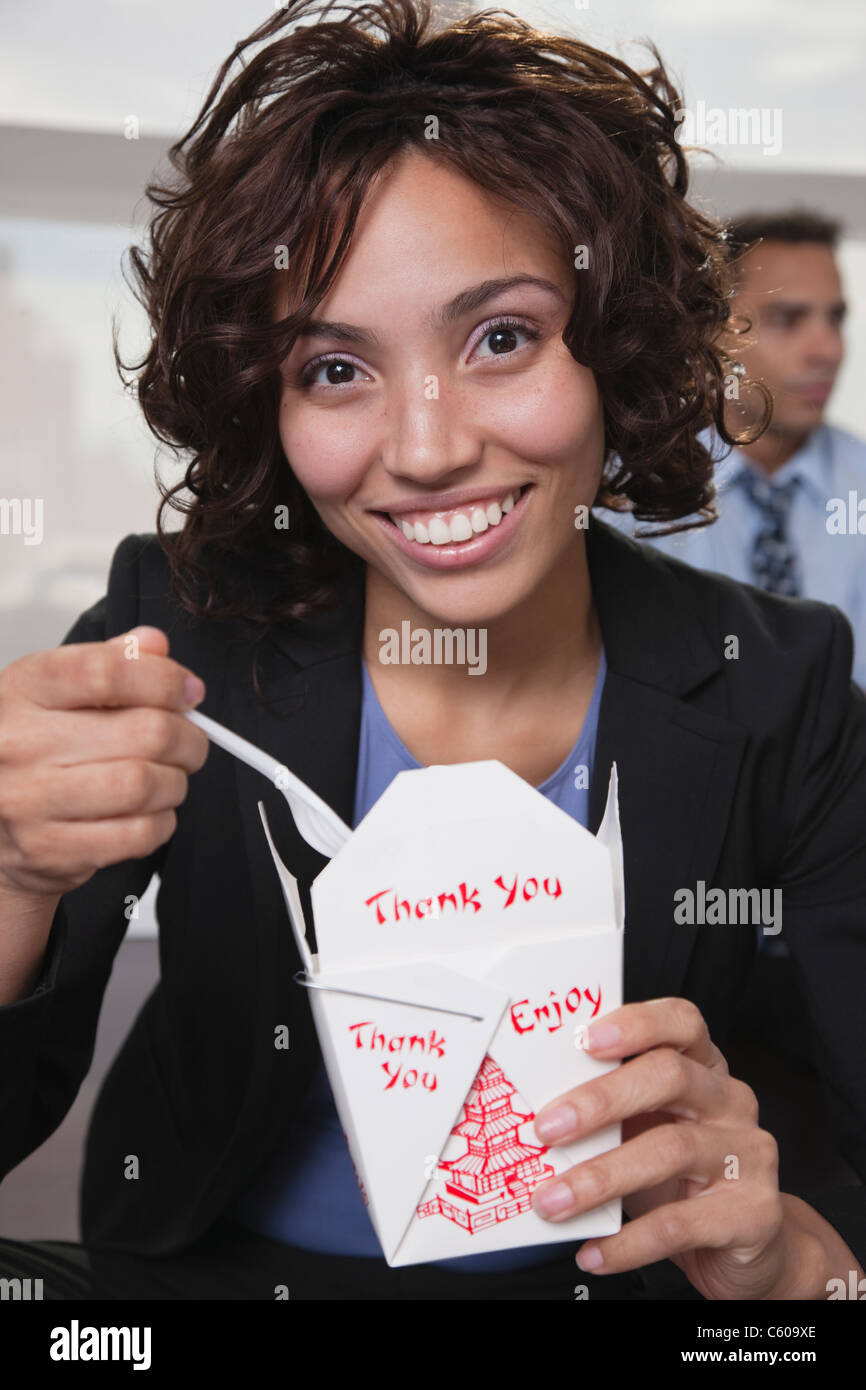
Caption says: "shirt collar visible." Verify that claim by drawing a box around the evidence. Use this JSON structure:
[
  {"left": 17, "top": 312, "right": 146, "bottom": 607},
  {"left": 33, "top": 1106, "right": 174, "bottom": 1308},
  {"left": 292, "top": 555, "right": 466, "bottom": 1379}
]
[{"left": 703, "top": 424, "right": 832, "bottom": 504}]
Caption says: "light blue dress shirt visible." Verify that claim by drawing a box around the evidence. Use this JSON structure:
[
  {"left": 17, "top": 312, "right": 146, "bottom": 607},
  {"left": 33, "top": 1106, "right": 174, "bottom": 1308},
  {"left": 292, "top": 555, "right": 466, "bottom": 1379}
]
[
  {"left": 229, "top": 645, "right": 608, "bottom": 1272},
  {"left": 599, "top": 424, "right": 866, "bottom": 688}
]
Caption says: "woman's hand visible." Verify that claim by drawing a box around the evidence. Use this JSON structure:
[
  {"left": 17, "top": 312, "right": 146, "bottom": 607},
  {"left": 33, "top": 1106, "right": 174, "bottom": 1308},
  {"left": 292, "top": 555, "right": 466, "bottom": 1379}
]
[
  {"left": 0, "top": 625, "right": 209, "bottom": 900},
  {"left": 529, "top": 997, "right": 825, "bottom": 1300}
]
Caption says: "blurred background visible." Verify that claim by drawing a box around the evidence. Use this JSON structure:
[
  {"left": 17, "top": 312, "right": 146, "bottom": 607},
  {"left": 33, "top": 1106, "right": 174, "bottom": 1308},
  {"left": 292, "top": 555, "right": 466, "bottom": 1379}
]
[{"left": 1, "top": 0, "right": 864, "bottom": 1237}]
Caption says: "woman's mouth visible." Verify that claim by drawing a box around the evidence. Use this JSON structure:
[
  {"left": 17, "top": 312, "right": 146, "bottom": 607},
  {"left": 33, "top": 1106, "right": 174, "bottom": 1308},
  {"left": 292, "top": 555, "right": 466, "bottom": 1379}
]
[{"left": 372, "top": 485, "right": 533, "bottom": 570}]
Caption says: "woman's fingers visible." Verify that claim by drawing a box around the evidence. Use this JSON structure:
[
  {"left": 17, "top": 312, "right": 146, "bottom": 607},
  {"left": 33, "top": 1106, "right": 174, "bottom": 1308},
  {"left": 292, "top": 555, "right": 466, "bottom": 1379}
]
[
  {"left": 533, "top": 1045, "right": 734, "bottom": 1149},
  {"left": 573, "top": 1182, "right": 785, "bottom": 1278},
  {"left": 0, "top": 629, "right": 209, "bottom": 898},
  {"left": 533, "top": 997, "right": 746, "bottom": 1146},
  {"left": 584, "top": 997, "right": 728, "bottom": 1071},
  {"left": 523, "top": 996, "right": 787, "bottom": 1295},
  {"left": 2, "top": 759, "right": 191, "bottom": 821},
  {"left": 0, "top": 705, "right": 209, "bottom": 774},
  {"left": 17, "top": 630, "right": 201, "bottom": 713},
  {"left": 4, "top": 810, "right": 180, "bottom": 882},
  {"left": 532, "top": 1119, "right": 779, "bottom": 1222}
]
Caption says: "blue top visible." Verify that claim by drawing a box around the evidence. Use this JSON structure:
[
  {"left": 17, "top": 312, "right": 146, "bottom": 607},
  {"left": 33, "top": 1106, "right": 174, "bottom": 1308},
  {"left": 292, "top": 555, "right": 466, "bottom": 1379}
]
[
  {"left": 229, "top": 645, "right": 608, "bottom": 1271},
  {"left": 601, "top": 423, "right": 866, "bottom": 688}
]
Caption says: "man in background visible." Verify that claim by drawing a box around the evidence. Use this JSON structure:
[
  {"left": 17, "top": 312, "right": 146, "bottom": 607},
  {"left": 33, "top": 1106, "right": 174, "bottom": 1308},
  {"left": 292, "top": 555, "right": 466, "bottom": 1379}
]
[
  {"left": 607, "top": 209, "right": 866, "bottom": 688},
  {"left": 601, "top": 212, "right": 866, "bottom": 1188}
]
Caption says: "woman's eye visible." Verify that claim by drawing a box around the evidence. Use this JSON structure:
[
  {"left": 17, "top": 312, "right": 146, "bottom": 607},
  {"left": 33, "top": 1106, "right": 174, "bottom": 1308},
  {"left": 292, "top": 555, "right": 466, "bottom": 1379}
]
[
  {"left": 473, "top": 319, "right": 539, "bottom": 360},
  {"left": 300, "top": 358, "right": 367, "bottom": 389}
]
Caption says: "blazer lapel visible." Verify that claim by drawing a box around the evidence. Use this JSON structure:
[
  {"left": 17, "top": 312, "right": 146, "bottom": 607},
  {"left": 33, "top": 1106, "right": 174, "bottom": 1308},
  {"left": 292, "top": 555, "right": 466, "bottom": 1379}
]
[
  {"left": 226, "top": 560, "right": 366, "bottom": 962},
  {"left": 586, "top": 519, "right": 748, "bottom": 1003}
]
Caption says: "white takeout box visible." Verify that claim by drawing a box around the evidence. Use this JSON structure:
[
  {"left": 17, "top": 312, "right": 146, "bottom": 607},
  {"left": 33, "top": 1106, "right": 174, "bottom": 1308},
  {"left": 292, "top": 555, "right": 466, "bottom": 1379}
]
[{"left": 258, "top": 760, "right": 625, "bottom": 1267}]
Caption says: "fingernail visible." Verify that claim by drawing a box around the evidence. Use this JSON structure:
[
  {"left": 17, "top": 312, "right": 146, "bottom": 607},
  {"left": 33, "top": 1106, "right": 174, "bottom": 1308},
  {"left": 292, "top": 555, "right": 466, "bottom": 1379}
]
[
  {"left": 533, "top": 1181, "right": 574, "bottom": 1219},
  {"left": 576, "top": 1243, "right": 603, "bottom": 1270},
  {"left": 534, "top": 1105, "right": 578, "bottom": 1142},
  {"left": 586, "top": 1022, "right": 621, "bottom": 1051},
  {"left": 184, "top": 675, "right": 206, "bottom": 707}
]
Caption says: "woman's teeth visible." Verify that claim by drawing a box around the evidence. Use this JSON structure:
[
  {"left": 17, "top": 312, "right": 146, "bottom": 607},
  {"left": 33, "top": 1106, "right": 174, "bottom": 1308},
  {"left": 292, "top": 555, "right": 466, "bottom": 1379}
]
[{"left": 389, "top": 489, "right": 519, "bottom": 545}]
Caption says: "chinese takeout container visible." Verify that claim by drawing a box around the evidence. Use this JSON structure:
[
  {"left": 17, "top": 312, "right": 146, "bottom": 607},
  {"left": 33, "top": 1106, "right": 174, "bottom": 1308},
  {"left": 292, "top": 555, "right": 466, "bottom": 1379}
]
[{"left": 258, "top": 759, "right": 625, "bottom": 1266}]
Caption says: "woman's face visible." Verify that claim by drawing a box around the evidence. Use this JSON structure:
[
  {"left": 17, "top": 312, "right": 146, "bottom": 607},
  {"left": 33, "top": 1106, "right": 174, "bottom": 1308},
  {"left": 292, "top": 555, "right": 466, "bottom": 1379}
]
[{"left": 276, "top": 150, "right": 605, "bottom": 626}]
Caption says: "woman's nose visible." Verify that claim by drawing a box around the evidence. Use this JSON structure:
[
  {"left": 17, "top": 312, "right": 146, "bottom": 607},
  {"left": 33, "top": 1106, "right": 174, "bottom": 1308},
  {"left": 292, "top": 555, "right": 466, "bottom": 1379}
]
[{"left": 379, "top": 373, "right": 482, "bottom": 483}]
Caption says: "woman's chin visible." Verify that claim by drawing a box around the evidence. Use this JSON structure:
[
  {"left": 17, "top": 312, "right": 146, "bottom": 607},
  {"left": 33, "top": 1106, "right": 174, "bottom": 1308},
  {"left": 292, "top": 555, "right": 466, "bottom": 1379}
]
[{"left": 389, "top": 568, "right": 546, "bottom": 630}]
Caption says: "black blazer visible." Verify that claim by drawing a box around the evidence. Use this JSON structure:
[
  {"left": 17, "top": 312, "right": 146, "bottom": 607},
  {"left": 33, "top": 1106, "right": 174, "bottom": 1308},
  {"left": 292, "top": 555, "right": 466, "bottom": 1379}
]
[{"left": 2, "top": 517, "right": 865, "bottom": 1286}]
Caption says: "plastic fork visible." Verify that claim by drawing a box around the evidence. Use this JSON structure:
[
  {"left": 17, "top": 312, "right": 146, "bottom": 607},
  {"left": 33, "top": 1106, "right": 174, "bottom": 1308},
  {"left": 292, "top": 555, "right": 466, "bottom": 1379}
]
[{"left": 184, "top": 708, "right": 352, "bottom": 859}]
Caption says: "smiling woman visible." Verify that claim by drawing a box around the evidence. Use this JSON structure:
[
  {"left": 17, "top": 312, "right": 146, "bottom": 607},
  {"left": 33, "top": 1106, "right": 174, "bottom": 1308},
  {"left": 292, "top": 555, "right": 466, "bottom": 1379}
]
[
  {"left": 118, "top": 0, "right": 763, "bottom": 663},
  {"left": 274, "top": 157, "right": 601, "bottom": 619},
  {"left": 0, "top": 0, "right": 865, "bottom": 1308}
]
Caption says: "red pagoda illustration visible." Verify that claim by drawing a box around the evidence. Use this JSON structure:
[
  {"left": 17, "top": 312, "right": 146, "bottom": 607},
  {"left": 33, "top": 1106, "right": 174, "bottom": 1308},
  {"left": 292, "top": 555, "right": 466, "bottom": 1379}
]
[{"left": 417, "top": 1055, "right": 555, "bottom": 1232}]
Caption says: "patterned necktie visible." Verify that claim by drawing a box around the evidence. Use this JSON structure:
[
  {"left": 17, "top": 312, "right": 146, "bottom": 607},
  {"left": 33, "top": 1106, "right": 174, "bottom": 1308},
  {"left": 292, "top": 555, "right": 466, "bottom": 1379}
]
[
  {"left": 736, "top": 468, "right": 799, "bottom": 957},
  {"left": 736, "top": 469, "right": 802, "bottom": 597}
]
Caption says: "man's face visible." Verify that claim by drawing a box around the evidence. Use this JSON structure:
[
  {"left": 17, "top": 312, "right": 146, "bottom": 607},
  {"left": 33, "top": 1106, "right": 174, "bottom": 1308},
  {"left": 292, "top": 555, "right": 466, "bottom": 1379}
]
[
  {"left": 273, "top": 149, "right": 605, "bottom": 628},
  {"left": 730, "top": 241, "right": 846, "bottom": 438}
]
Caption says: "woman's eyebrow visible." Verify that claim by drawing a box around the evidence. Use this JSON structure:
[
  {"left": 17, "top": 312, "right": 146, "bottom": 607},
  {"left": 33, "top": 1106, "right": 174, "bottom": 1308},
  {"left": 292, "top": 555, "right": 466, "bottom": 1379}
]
[
  {"left": 294, "top": 274, "right": 565, "bottom": 347},
  {"left": 436, "top": 274, "right": 565, "bottom": 324}
]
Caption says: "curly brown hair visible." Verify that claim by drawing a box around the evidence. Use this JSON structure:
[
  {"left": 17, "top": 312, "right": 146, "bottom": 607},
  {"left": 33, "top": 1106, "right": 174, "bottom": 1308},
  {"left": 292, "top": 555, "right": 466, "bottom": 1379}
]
[{"left": 116, "top": 0, "right": 768, "bottom": 640}]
